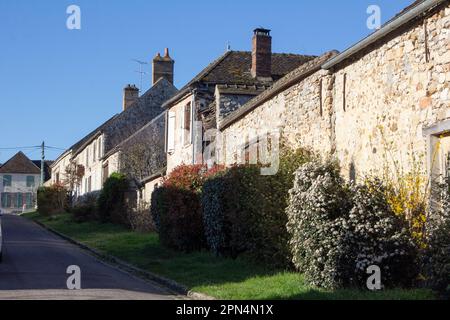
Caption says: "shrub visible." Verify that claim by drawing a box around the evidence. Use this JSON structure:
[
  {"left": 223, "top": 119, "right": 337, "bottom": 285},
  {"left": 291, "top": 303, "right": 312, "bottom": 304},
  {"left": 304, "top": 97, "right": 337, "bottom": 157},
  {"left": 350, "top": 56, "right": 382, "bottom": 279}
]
[
  {"left": 151, "top": 165, "right": 211, "bottom": 252},
  {"left": 202, "top": 148, "right": 311, "bottom": 268},
  {"left": 286, "top": 160, "right": 418, "bottom": 289},
  {"left": 127, "top": 201, "right": 156, "bottom": 232},
  {"left": 343, "top": 180, "right": 418, "bottom": 288},
  {"left": 97, "top": 173, "right": 129, "bottom": 226},
  {"left": 37, "top": 184, "right": 68, "bottom": 216},
  {"left": 70, "top": 191, "right": 100, "bottom": 223},
  {"left": 422, "top": 181, "right": 450, "bottom": 293}
]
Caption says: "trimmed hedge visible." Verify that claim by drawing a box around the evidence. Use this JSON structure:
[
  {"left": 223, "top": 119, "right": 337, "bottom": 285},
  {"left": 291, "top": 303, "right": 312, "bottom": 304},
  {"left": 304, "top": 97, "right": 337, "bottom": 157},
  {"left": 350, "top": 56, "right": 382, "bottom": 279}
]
[
  {"left": 37, "top": 184, "right": 68, "bottom": 216},
  {"left": 286, "top": 160, "right": 418, "bottom": 289},
  {"left": 151, "top": 165, "right": 212, "bottom": 252},
  {"left": 202, "top": 148, "right": 311, "bottom": 268},
  {"left": 97, "top": 173, "right": 129, "bottom": 226}
]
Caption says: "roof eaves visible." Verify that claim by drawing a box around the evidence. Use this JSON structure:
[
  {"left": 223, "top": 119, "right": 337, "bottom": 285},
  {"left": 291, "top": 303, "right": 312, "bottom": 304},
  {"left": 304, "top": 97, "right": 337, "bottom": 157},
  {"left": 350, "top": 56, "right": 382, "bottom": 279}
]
[
  {"left": 322, "top": 0, "right": 445, "bottom": 70},
  {"left": 219, "top": 50, "right": 339, "bottom": 131},
  {"left": 162, "top": 51, "right": 233, "bottom": 109}
]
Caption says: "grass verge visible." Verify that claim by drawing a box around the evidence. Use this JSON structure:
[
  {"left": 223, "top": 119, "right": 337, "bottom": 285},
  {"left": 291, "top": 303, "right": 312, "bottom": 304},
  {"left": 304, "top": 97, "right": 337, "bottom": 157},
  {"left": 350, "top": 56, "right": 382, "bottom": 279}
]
[{"left": 24, "top": 212, "right": 436, "bottom": 300}]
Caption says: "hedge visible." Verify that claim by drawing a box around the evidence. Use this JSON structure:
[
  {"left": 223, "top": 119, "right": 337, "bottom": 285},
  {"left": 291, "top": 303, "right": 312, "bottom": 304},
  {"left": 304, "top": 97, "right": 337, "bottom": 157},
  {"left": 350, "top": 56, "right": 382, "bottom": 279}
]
[
  {"left": 97, "top": 173, "right": 129, "bottom": 226},
  {"left": 202, "top": 148, "right": 311, "bottom": 268},
  {"left": 151, "top": 165, "right": 214, "bottom": 252},
  {"left": 37, "top": 184, "right": 68, "bottom": 216}
]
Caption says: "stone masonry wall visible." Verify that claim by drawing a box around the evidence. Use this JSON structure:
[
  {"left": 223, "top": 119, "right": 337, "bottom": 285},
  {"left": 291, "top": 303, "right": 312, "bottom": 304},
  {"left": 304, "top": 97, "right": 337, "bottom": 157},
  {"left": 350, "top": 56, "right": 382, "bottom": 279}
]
[
  {"left": 220, "top": 3, "right": 450, "bottom": 183},
  {"left": 333, "top": 4, "right": 450, "bottom": 180}
]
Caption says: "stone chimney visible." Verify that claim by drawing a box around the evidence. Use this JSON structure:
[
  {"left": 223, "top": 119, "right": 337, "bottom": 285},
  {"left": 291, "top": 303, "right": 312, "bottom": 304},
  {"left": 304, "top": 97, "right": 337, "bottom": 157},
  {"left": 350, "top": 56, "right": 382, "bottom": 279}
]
[
  {"left": 152, "top": 48, "right": 174, "bottom": 85},
  {"left": 251, "top": 28, "right": 272, "bottom": 79},
  {"left": 123, "top": 84, "right": 139, "bottom": 111}
]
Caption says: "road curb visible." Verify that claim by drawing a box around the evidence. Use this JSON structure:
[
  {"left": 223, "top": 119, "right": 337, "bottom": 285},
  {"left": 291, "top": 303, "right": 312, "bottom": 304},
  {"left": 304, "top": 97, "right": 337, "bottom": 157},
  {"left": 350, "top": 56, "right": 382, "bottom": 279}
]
[{"left": 30, "top": 218, "right": 215, "bottom": 300}]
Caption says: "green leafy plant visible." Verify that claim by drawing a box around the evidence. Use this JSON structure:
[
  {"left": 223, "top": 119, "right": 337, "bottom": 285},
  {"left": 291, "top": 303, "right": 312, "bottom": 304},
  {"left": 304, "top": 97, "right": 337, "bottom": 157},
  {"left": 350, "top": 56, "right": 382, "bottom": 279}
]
[
  {"left": 97, "top": 172, "right": 130, "bottom": 226},
  {"left": 202, "top": 147, "right": 311, "bottom": 268},
  {"left": 150, "top": 165, "right": 223, "bottom": 252},
  {"left": 37, "top": 183, "right": 68, "bottom": 216}
]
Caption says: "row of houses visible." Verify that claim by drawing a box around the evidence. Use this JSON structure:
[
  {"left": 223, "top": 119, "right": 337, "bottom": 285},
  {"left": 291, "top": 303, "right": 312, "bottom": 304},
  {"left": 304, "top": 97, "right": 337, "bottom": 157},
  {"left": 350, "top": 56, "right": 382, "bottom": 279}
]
[{"left": 51, "top": 0, "right": 450, "bottom": 208}]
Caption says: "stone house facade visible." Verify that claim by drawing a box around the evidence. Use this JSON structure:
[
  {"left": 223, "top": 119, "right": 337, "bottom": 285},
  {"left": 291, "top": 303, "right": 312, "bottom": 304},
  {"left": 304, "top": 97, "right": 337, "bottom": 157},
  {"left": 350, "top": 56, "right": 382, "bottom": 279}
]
[
  {"left": 163, "top": 29, "right": 316, "bottom": 173},
  {"left": 103, "top": 111, "right": 167, "bottom": 205},
  {"left": 218, "top": 0, "right": 450, "bottom": 197}
]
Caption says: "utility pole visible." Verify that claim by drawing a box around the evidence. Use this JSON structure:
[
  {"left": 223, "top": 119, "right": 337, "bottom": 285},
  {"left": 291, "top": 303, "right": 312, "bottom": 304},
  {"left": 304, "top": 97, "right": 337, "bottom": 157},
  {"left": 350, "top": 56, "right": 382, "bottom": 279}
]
[{"left": 40, "top": 141, "right": 45, "bottom": 186}]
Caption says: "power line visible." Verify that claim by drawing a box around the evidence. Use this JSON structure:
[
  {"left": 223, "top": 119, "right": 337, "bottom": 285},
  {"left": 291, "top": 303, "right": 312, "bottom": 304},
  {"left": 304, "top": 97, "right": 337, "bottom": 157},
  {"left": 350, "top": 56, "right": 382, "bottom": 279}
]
[
  {"left": 0, "top": 146, "right": 41, "bottom": 150},
  {"left": 0, "top": 145, "right": 66, "bottom": 151}
]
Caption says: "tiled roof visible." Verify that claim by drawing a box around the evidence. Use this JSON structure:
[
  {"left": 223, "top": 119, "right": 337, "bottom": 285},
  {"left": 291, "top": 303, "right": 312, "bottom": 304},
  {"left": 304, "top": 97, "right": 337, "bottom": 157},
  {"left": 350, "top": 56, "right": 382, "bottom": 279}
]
[
  {"left": 163, "top": 50, "right": 316, "bottom": 108},
  {"left": 219, "top": 51, "right": 339, "bottom": 130},
  {"left": 0, "top": 152, "right": 41, "bottom": 174},
  {"left": 70, "top": 114, "right": 119, "bottom": 156},
  {"left": 70, "top": 77, "right": 177, "bottom": 158}
]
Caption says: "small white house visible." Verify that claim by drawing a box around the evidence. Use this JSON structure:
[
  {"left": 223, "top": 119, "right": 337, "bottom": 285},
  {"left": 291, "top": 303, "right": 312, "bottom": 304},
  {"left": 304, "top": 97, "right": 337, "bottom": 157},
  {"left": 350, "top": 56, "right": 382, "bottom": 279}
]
[{"left": 0, "top": 152, "right": 42, "bottom": 214}]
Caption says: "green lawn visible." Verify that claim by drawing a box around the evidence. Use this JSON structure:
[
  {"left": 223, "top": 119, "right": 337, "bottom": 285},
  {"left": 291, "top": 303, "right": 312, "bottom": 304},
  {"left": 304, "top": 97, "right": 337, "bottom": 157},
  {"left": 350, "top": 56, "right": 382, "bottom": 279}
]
[{"left": 24, "top": 212, "right": 436, "bottom": 300}]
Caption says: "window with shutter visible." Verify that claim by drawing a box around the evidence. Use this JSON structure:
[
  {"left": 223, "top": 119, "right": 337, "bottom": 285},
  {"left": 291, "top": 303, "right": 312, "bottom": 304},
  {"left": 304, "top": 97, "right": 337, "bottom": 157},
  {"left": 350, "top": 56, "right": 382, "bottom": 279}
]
[
  {"left": 25, "top": 193, "right": 32, "bottom": 209},
  {"left": 3, "top": 175, "right": 12, "bottom": 187},
  {"left": 26, "top": 176, "right": 35, "bottom": 188}
]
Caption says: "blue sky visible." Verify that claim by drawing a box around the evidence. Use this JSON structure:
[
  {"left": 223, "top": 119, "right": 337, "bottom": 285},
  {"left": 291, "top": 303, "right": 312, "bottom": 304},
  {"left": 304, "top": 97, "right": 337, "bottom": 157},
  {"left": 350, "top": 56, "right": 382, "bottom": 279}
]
[{"left": 0, "top": 0, "right": 413, "bottom": 163}]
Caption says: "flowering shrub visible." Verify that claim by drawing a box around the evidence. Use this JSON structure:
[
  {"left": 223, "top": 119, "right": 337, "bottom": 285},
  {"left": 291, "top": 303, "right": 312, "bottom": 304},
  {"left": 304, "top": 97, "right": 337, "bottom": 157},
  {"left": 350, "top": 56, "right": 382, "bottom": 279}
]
[
  {"left": 151, "top": 164, "right": 224, "bottom": 252},
  {"left": 343, "top": 180, "right": 418, "bottom": 288},
  {"left": 422, "top": 180, "right": 450, "bottom": 293},
  {"left": 202, "top": 148, "right": 311, "bottom": 268},
  {"left": 286, "top": 160, "right": 418, "bottom": 289}
]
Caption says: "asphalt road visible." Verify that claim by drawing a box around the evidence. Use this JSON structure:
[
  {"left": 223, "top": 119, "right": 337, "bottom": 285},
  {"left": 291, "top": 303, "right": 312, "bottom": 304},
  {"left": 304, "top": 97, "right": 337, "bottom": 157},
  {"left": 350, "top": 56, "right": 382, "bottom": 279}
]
[{"left": 0, "top": 214, "right": 178, "bottom": 300}]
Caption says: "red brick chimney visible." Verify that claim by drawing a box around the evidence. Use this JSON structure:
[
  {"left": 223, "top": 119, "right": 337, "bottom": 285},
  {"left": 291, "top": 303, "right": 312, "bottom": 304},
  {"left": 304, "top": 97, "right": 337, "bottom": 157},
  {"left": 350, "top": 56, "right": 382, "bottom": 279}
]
[
  {"left": 123, "top": 84, "right": 139, "bottom": 111},
  {"left": 152, "top": 48, "right": 174, "bottom": 85},
  {"left": 251, "top": 28, "right": 272, "bottom": 79}
]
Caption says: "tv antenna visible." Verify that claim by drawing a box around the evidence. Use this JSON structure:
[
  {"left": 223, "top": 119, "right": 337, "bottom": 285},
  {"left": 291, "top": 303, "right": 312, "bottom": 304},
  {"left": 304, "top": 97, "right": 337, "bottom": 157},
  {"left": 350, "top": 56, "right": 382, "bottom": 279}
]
[{"left": 132, "top": 59, "right": 148, "bottom": 93}]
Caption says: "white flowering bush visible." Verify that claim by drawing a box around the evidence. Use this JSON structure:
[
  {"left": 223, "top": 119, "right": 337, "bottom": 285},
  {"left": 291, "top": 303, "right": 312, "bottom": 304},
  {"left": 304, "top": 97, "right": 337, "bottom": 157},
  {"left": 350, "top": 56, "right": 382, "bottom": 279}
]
[
  {"left": 423, "top": 180, "right": 450, "bottom": 293},
  {"left": 286, "top": 160, "right": 350, "bottom": 289},
  {"left": 286, "top": 160, "right": 418, "bottom": 289},
  {"left": 343, "top": 180, "right": 418, "bottom": 288}
]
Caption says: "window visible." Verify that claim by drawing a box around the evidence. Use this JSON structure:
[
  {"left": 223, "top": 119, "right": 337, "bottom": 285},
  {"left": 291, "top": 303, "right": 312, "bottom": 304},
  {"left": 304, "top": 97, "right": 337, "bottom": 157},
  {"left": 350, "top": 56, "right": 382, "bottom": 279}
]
[
  {"left": 3, "top": 175, "right": 12, "bottom": 187},
  {"left": 55, "top": 172, "right": 60, "bottom": 184},
  {"left": 17, "top": 193, "right": 23, "bottom": 208},
  {"left": 167, "top": 111, "right": 176, "bottom": 153},
  {"left": 103, "top": 163, "right": 109, "bottom": 184},
  {"left": 26, "top": 176, "right": 35, "bottom": 188},
  {"left": 1, "top": 193, "right": 11, "bottom": 208},
  {"left": 93, "top": 142, "right": 97, "bottom": 162},
  {"left": 86, "top": 148, "right": 90, "bottom": 166},
  {"left": 86, "top": 176, "right": 92, "bottom": 193},
  {"left": 183, "top": 103, "right": 192, "bottom": 145},
  {"left": 25, "top": 193, "right": 33, "bottom": 209},
  {"left": 98, "top": 138, "right": 102, "bottom": 159}
]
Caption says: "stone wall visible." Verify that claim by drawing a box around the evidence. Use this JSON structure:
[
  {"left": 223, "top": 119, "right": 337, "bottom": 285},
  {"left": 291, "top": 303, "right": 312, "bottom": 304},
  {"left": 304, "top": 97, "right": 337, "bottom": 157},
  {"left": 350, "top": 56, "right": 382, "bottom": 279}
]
[
  {"left": 332, "top": 3, "right": 450, "bottom": 180},
  {"left": 219, "top": 3, "right": 450, "bottom": 184}
]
